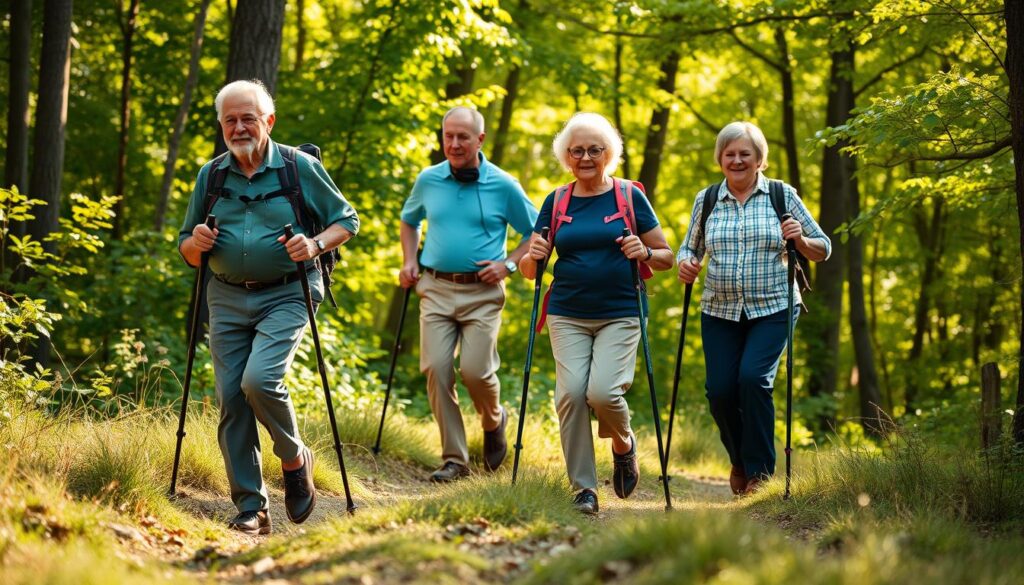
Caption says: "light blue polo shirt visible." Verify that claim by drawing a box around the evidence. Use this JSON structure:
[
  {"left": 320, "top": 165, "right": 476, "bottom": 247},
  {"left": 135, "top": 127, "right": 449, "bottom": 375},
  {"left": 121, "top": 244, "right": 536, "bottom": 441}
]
[{"left": 400, "top": 152, "right": 537, "bottom": 273}]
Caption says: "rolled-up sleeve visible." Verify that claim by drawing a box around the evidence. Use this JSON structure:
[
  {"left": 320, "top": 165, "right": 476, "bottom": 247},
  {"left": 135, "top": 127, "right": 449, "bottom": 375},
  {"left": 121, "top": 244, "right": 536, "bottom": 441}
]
[
  {"left": 676, "top": 188, "right": 709, "bottom": 265},
  {"left": 786, "top": 185, "right": 831, "bottom": 260}
]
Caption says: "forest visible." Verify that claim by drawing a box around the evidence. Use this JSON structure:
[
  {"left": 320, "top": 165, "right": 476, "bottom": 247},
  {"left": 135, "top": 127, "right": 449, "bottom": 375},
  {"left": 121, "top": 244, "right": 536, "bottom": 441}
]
[{"left": 2, "top": 0, "right": 1023, "bottom": 583}]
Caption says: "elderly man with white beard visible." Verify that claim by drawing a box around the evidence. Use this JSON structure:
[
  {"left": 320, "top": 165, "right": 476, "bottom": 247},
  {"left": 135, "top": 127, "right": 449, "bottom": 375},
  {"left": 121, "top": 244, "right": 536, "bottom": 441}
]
[{"left": 178, "top": 80, "right": 359, "bottom": 535}]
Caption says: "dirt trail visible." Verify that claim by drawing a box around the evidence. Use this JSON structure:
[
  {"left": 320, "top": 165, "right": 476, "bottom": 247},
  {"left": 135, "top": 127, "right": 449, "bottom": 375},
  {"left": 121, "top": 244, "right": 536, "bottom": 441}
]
[{"left": 149, "top": 452, "right": 734, "bottom": 583}]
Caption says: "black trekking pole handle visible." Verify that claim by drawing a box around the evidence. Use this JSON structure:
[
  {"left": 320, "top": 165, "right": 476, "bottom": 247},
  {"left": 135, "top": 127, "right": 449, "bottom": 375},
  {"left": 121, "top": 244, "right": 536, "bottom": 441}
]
[
  {"left": 511, "top": 227, "right": 550, "bottom": 485},
  {"left": 781, "top": 213, "right": 796, "bottom": 500},
  {"left": 169, "top": 214, "right": 216, "bottom": 497},
  {"left": 623, "top": 228, "right": 672, "bottom": 510},
  {"left": 373, "top": 285, "right": 411, "bottom": 455},
  {"left": 284, "top": 224, "right": 357, "bottom": 513},
  {"left": 662, "top": 282, "right": 693, "bottom": 482}
]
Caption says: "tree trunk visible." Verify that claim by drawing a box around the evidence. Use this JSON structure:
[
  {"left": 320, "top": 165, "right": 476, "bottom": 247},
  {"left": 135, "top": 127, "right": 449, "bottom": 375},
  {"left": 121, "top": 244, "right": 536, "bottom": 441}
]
[
  {"left": 155, "top": 0, "right": 213, "bottom": 232},
  {"left": 905, "top": 196, "right": 944, "bottom": 412},
  {"left": 5, "top": 0, "right": 33, "bottom": 194},
  {"left": 430, "top": 66, "right": 475, "bottom": 165},
  {"left": 775, "top": 28, "right": 802, "bottom": 195},
  {"left": 294, "top": 0, "right": 305, "bottom": 72},
  {"left": 846, "top": 155, "right": 883, "bottom": 436},
  {"left": 1004, "top": 0, "right": 1024, "bottom": 445},
  {"left": 489, "top": 66, "right": 519, "bottom": 167},
  {"left": 27, "top": 0, "right": 73, "bottom": 257},
  {"left": 637, "top": 49, "right": 680, "bottom": 205},
  {"left": 613, "top": 22, "right": 630, "bottom": 179},
  {"left": 213, "top": 0, "right": 286, "bottom": 157},
  {"left": 111, "top": 0, "right": 141, "bottom": 240},
  {"left": 804, "top": 46, "right": 852, "bottom": 433},
  {"left": 24, "top": 0, "right": 73, "bottom": 367}
]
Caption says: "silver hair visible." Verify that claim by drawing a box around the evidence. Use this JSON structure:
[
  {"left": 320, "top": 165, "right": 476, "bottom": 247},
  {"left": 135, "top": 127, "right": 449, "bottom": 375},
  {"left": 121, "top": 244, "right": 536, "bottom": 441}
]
[
  {"left": 215, "top": 79, "right": 276, "bottom": 121},
  {"left": 552, "top": 112, "right": 623, "bottom": 174},
  {"left": 714, "top": 121, "right": 769, "bottom": 171},
  {"left": 442, "top": 106, "right": 485, "bottom": 134}
]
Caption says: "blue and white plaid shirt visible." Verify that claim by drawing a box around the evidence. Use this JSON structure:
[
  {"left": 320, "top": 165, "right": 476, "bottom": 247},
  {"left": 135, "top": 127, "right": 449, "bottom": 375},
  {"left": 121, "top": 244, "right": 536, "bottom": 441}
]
[{"left": 676, "top": 173, "right": 831, "bottom": 322}]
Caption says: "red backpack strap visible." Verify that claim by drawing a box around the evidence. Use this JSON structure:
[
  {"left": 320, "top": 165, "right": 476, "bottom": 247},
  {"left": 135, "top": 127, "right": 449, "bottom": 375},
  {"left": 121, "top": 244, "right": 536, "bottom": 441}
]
[
  {"left": 550, "top": 182, "right": 574, "bottom": 241},
  {"left": 537, "top": 183, "right": 574, "bottom": 332}
]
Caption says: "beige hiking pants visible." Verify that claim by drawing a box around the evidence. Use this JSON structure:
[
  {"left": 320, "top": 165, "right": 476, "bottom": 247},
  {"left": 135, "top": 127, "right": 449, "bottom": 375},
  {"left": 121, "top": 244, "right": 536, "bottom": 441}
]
[
  {"left": 416, "top": 272, "right": 505, "bottom": 467},
  {"left": 548, "top": 315, "right": 640, "bottom": 491}
]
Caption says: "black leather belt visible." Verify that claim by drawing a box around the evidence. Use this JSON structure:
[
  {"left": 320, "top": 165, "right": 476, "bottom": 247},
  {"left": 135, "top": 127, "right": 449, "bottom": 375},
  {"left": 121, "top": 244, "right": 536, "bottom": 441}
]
[
  {"left": 215, "top": 272, "right": 304, "bottom": 290},
  {"left": 424, "top": 268, "right": 483, "bottom": 284}
]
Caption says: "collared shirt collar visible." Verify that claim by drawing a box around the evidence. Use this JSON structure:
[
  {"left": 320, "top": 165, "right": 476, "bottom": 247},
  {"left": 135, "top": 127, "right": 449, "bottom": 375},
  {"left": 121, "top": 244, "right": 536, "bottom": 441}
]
[
  {"left": 446, "top": 151, "right": 491, "bottom": 183},
  {"left": 217, "top": 139, "right": 284, "bottom": 174},
  {"left": 720, "top": 172, "right": 769, "bottom": 200}
]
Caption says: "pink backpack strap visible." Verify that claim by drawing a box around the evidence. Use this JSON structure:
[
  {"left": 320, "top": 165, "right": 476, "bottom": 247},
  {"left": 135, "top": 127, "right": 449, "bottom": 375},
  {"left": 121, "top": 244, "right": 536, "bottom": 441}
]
[{"left": 537, "top": 182, "right": 574, "bottom": 332}]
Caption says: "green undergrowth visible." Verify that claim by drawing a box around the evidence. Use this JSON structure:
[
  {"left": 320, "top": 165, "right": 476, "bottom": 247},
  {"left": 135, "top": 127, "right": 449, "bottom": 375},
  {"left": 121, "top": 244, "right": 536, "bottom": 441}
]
[
  {"left": 4, "top": 397, "right": 1023, "bottom": 584},
  {"left": 744, "top": 432, "right": 1024, "bottom": 533},
  {"left": 523, "top": 509, "right": 1024, "bottom": 585}
]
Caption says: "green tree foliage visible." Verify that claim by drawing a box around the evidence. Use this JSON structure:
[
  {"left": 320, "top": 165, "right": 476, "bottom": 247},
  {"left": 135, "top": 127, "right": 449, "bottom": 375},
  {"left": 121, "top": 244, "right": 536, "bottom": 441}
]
[{"left": 0, "top": 0, "right": 1015, "bottom": 445}]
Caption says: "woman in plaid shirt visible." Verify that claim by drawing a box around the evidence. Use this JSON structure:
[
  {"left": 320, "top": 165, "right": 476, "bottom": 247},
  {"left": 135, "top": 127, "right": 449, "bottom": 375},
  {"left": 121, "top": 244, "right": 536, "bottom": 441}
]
[{"left": 677, "top": 121, "right": 830, "bottom": 495}]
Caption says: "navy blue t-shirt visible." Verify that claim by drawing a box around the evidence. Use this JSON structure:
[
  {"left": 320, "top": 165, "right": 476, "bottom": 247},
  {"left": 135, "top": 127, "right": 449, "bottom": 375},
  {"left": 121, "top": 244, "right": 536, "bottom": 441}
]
[{"left": 534, "top": 184, "right": 659, "bottom": 320}]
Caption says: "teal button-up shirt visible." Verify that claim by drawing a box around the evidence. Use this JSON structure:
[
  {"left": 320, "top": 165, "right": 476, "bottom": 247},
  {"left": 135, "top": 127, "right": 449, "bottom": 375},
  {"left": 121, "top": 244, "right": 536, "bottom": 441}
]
[
  {"left": 178, "top": 141, "right": 359, "bottom": 283},
  {"left": 400, "top": 152, "right": 537, "bottom": 273},
  {"left": 676, "top": 174, "right": 831, "bottom": 321}
]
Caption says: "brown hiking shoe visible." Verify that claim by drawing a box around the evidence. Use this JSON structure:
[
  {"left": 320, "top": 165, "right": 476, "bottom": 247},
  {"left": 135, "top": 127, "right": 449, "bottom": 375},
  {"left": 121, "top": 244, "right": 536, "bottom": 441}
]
[
  {"left": 430, "top": 461, "right": 470, "bottom": 483},
  {"left": 742, "top": 476, "right": 765, "bottom": 496},
  {"left": 730, "top": 465, "right": 748, "bottom": 495},
  {"left": 227, "top": 509, "right": 271, "bottom": 535},
  {"left": 483, "top": 407, "right": 508, "bottom": 472}
]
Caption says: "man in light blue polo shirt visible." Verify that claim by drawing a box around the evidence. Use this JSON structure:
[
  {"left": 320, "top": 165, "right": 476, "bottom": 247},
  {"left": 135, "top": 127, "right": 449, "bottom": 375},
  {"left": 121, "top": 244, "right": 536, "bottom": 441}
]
[{"left": 399, "top": 107, "right": 538, "bottom": 482}]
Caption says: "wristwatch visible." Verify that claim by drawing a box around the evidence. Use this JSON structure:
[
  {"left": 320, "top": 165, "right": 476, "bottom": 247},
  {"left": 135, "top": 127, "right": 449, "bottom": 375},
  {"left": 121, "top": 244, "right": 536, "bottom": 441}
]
[
  {"left": 504, "top": 259, "right": 518, "bottom": 274},
  {"left": 314, "top": 238, "right": 326, "bottom": 252}
]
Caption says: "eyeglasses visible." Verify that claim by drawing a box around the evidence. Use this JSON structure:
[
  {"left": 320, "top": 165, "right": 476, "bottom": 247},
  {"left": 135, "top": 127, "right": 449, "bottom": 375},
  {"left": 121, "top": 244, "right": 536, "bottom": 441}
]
[{"left": 568, "top": 146, "right": 607, "bottom": 160}]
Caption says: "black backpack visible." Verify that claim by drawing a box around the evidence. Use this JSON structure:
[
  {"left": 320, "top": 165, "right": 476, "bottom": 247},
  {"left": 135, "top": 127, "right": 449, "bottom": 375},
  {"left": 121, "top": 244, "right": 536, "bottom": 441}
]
[
  {"left": 204, "top": 143, "right": 339, "bottom": 308},
  {"left": 699, "top": 179, "right": 812, "bottom": 293}
]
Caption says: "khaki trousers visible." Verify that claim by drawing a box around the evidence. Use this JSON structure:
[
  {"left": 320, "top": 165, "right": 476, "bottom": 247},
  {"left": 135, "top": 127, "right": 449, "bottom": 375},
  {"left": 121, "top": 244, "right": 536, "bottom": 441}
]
[
  {"left": 548, "top": 315, "right": 640, "bottom": 491},
  {"left": 416, "top": 272, "right": 505, "bottom": 467}
]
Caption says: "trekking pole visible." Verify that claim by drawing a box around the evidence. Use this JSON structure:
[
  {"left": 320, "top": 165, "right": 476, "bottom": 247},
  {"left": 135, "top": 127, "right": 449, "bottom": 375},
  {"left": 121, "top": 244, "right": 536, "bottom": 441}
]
[
  {"left": 372, "top": 285, "right": 411, "bottom": 455},
  {"left": 169, "top": 214, "right": 216, "bottom": 497},
  {"left": 782, "top": 214, "right": 796, "bottom": 501},
  {"left": 661, "top": 282, "right": 693, "bottom": 482},
  {"left": 511, "top": 227, "right": 550, "bottom": 485},
  {"left": 283, "top": 224, "right": 357, "bottom": 514},
  {"left": 624, "top": 228, "right": 672, "bottom": 510}
]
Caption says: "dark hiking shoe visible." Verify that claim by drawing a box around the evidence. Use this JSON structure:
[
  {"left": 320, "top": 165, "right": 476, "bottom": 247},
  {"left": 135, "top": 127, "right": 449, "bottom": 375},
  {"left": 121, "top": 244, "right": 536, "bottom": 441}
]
[
  {"left": 573, "top": 489, "right": 599, "bottom": 515},
  {"left": 612, "top": 434, "right": 639, "bottom": 499},
  {"left": 227, "top": 509, "right": 271, "bottom": 535},
  {"left": 730, "top": 465, "right": 748, "bottom": 495},
  {"left": 430, "top": 461, "right": 470, "bottom": 483},
  {"left": 283, "top": 446, "right": 317, "bottom": 524},
  {"left": 483, "top": 407, "right": 508, "bottom": 472}
]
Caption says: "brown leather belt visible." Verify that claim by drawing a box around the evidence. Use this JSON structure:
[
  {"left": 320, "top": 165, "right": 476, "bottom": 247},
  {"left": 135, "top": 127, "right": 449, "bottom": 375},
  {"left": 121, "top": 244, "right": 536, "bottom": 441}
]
[
  {"left": 424, "top": 268, "right": 483, "bottom": 284},
  {"left": 215, "top": 272, "right": 303, "bottom": 290}
]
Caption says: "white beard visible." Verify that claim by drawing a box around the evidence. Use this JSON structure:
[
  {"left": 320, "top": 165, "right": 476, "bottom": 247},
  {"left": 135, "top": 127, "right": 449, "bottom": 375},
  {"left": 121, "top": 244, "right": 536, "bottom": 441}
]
[{"left": 228, "top": 139, "right": 258, "bottom": 167}]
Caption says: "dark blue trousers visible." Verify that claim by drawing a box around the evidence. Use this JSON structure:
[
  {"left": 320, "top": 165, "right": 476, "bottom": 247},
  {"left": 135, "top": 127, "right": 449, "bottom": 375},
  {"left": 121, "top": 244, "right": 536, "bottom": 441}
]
[{"left": 701, "top": 307, "right": 797, "bottom": 480}]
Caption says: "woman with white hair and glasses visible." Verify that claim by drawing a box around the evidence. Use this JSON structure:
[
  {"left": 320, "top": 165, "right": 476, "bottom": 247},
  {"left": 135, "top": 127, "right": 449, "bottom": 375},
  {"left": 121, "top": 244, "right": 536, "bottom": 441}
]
[
  {"left": 519, "top": 112, "right": 673, "bottom": 515},
  {"left": 676, "top": 121, "right": 830, "bottom": 495}
]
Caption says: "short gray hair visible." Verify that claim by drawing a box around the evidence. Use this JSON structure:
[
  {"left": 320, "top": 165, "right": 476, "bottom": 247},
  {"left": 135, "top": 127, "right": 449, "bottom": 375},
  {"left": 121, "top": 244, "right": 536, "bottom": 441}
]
[
  {"left": 552, "top": 112, "right": 623, "bottom": 174},
  {"left": 714, "top": 121, "right": 769, "bottom": 170},
  {"left": 442, "top": 106, "right": 485, "bottom": 134},
  {"left": 215, "top": 80, "right": 276, "bottom": 121}
]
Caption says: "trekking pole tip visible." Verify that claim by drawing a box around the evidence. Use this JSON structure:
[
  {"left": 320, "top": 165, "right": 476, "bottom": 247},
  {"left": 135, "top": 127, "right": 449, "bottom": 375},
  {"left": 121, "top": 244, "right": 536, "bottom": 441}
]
[{"left": 346, "top": 503, "right": 358, "bottom": 515}]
